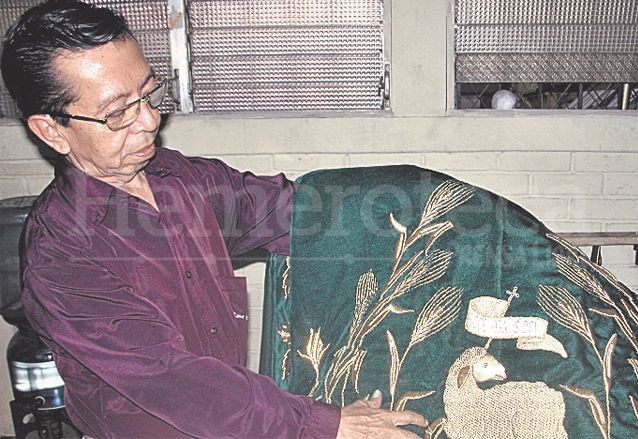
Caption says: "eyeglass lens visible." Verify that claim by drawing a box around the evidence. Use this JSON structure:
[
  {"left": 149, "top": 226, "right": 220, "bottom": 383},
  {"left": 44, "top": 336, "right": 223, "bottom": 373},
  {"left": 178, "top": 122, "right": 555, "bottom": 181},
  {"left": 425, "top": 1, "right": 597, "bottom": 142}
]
[
  {"left": 106, "top": 80, "right": 167, "bottom": 130},
  {"left": 147, "top": 81, "right": 167, "bottom": 108}
]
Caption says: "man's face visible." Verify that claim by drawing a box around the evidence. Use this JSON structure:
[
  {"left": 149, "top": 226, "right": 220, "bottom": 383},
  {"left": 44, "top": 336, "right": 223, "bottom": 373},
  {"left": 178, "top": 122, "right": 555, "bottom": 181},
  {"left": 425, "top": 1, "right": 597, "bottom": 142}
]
[{"left": 51, "top": 36, "right": 161, "bottom": 186}]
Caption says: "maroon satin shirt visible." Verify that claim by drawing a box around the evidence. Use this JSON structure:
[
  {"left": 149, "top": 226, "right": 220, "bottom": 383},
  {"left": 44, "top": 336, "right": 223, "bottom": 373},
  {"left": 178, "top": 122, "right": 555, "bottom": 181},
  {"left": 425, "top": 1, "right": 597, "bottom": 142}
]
[{"left": 20, "top": 147, "right": 340, "bottom": 438}]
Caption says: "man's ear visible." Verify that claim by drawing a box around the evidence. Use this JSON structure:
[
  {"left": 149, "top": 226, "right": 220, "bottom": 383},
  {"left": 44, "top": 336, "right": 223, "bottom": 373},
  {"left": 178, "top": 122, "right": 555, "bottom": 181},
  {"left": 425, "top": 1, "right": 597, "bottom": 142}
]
[{"left": 27, "top": 114, "right": 71, "bottom": 155}]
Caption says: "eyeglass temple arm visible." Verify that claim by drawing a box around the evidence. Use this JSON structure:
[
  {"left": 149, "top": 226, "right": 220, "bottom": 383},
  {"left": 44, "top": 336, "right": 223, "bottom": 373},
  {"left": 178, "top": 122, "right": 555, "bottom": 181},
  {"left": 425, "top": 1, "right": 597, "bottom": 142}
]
[{"left": 49, "top": 113, "right": 108, "bottom": 124}]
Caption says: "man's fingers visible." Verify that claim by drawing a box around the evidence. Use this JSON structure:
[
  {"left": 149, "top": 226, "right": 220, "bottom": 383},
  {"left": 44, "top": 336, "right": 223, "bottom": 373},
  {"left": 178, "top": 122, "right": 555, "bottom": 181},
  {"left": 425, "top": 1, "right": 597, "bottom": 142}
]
[
  {"left": 368, "top": 389, "right": 382, "bottom": 408},
  {"left": 388, "top": 409, "right": 429, "bottom": 428},
  {"left": 338, "top": 401, "right": 429, "bottom": 439}
]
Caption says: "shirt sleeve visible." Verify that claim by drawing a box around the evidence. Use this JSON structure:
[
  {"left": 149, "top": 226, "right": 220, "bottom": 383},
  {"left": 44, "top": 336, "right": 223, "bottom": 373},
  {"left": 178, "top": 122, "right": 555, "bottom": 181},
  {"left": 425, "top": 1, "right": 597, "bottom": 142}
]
[
  {"left": 21, "top": 216, "right": 340, "bottom": 439},
  {"left": 186, "top": 156, "right": 295, "bottom": 257}
]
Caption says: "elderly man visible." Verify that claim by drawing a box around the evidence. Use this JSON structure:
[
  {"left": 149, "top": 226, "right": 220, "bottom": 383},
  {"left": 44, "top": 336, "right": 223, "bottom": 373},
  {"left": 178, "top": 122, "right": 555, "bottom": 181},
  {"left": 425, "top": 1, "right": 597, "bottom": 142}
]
[{"left": 1, "top": 1, "right": 427, "bottom": 438}]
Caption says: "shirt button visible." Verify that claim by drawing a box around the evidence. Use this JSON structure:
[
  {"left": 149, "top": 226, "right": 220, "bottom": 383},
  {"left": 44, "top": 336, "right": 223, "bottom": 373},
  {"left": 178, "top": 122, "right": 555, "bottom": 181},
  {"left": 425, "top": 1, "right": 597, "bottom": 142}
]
[
  {"left": 210, "top": 328, "right": 218, "bottom": 335},
  {"left": 185, "top": 270, "right": 192, "bottom": 279}
]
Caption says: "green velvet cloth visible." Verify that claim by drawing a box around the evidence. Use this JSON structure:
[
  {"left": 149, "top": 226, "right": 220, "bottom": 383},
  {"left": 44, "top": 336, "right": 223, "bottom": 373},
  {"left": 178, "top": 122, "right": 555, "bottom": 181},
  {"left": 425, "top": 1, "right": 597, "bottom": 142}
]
[{"left": 260, "top": 166, "right": 638, "bottom": 438}]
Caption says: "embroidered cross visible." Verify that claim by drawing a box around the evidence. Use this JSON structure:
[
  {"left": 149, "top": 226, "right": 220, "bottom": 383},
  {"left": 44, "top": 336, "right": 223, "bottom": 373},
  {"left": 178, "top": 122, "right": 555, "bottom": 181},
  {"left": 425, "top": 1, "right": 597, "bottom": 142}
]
[{"left": 506, "top": 286, "right": 520, "bottom": 307}]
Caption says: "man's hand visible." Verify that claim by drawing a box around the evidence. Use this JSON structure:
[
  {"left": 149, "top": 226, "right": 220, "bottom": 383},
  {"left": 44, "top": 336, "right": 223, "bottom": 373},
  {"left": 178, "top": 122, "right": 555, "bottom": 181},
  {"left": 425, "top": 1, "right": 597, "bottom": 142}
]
[{"left": 336, "top": 390, "right": 428, "bottom": 439}]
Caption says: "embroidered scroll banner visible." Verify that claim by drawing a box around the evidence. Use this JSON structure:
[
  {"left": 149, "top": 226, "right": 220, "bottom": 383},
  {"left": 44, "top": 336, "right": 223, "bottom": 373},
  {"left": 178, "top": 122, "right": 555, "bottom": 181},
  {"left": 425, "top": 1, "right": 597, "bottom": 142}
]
[{"left": 465, "top": 295, "right": 568, "bottom": 358}]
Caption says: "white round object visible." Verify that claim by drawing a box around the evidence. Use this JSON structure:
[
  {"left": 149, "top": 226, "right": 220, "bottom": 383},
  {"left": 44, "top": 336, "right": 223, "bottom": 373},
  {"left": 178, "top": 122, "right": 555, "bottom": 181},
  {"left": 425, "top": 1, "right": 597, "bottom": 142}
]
[{"left": 491, "top": 90, "right": 517, "bottom": 109}]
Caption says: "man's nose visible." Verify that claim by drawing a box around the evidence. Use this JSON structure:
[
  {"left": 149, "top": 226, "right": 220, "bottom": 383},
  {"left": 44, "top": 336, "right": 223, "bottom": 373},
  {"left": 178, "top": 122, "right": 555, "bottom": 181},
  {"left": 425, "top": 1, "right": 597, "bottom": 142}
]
[{"left": 134, "top": 99, "right": 160, "bottom": 132}]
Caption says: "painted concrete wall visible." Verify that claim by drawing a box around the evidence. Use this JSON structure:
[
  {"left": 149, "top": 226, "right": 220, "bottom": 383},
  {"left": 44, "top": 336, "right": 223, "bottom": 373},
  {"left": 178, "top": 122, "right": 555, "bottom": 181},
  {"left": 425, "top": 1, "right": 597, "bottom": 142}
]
[{"left": 0, "top": 0, "right": 636, "bottom": 435}]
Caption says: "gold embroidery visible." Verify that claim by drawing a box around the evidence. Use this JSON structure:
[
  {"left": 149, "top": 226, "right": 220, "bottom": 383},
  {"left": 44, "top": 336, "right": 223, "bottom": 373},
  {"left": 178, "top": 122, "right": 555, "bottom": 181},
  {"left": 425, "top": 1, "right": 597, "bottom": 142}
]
[
  {"left": 395, "top": 390, "right": 435, "bottom": 412},
  {"left": 282, "top": 256, "right": 291, "bottom": 299},
  {"left": 424, "top": 418, "right": 446, "bottom": 439},
  {"left": 281, "top": 348, "right": 291, "bottom": 381},
  {"left": 631, "top": 395, "right": 638, "bottom": 423},
  {"left": 297, "top": 180, "right": 474, "bottom": 405},
  {"left": 538, "top": 285, "right": 614, "bottom": 438},
  {"left": 465, "top": 292, "right": 568, "bottom": 358},
  {"left": 277, "top": 323, "right": 292, "bottom": 380},
  {"left": 419, "top": 179, "right": 476, "bottom": 225},
  {"left": 629, "top": 358, "right": 638, "bottom": 423},
  {"left": 279, "top": 256, "right": 292, "bottom": 380},
  {"left": 352, "top": 270, "right": 379, "bottom": 339},
  {"left": 548, "top": 237, "right": 638, "bottom": 430},
  {"left": 553, "top": 252, "right": 638, "bottom": 352},
  {"left": 630, "top": 358, "right": 638, "bottom": 384},
  {"left": 281, "top": 181, "right": 637, "bottom": 434},
  {"left": 386, "top": 330, "right": 400, "bottom": 407},
  {"left": 297, "top": 327, "right": 330, "bottom": 396},
  {"left": 410, "top": 287, "right": 462, "bottom": 349},
  {"left": 350, "top": 348, "right": 367, "bottom": 394},
  {"left": 538, "top": 285, "right": 596, "bottom": 343},
  {"left": 386, "top": 286, "right": 462, "bottom": 408},
  {"left": 323, "top": 346, "right": 367, "bottom": 406},
  {"left": 278, "top": 324, "right": 291, "bottom": 344},
  {"left": 442, "top": 346, "right": 567, "bottom": 438},
  {"left": 547, "top": 233, "right": 638, "bottom": 330},
  {"left": 560, "top": 385, "right": 608, "bottom": 439}
]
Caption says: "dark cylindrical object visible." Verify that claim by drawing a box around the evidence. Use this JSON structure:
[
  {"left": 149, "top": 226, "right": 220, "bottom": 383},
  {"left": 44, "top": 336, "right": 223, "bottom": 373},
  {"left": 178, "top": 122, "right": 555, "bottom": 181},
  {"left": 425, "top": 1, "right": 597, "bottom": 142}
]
[
  {"left": 0, "top": 196, "right": 80, "bottom": 439},
  {"left": 0, "top": 196, "right": 37, "bottom": 328},
  {"left": 7, "top": 327, "right": 65, "bottom": 410}
]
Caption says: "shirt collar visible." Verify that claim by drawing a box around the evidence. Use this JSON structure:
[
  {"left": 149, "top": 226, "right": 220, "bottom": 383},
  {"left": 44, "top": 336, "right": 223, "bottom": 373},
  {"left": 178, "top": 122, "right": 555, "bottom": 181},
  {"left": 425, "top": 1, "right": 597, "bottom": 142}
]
[
  {"left": 144, "top": 147, "right": 181, "bottom": 178},
  {"left": 54, "top": 147, "right": 179, "bottom": 225}
]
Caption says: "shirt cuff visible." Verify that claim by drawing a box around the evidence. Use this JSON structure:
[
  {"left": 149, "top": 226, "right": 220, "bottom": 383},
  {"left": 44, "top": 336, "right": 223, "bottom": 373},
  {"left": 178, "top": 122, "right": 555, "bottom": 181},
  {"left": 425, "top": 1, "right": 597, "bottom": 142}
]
[{"left": 303, "top": 401, "right": 341, "bottom": 439}]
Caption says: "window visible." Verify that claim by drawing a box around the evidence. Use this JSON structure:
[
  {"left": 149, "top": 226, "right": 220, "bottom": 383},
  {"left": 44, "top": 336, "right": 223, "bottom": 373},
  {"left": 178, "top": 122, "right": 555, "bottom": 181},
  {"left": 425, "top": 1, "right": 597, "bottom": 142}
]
[
  {"left": 454, "top": 0, "right": 638, "bottom": 110},
  {"left": 188, "top": 0, "right": 388, "bottom": 113}
]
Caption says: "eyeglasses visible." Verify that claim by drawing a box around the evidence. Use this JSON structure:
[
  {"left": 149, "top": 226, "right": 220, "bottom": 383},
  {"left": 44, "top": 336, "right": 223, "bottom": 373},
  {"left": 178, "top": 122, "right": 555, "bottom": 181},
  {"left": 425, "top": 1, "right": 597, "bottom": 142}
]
[{"left": 50, "top": 77, "right": 167, "bottom": 131}]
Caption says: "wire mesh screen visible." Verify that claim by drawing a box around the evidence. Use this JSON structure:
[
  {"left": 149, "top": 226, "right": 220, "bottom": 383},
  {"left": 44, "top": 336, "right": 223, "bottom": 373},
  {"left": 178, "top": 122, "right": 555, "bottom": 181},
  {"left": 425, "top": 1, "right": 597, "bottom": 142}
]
[
  {"left": 0, "top": 0, "right": 176, "bottom": 118},
  {"left": 458, "top": 82, "right": 638, "bottom": 110},
  {"left": 455, "top": 0, "right": 638, "bottom": 83},
  {"left": 188, "top": 0, "right": 387, "bottom": 113},
  {"left": 79, "top": 0, "right": 176, "bottom": 113}
]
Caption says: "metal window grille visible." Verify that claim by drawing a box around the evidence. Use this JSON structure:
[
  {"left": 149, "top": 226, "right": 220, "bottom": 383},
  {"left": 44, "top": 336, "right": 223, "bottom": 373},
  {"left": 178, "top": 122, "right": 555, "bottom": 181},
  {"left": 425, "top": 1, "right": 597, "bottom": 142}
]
[
  {"left": 86, "top": 0, "right": 177, "bottom": 114},
  {"left": 455, "top": 0, "right": 638, "bottom": 110},
  {"left": 0, "top": 0, "right": 178, "bottom": 117},
  {"left": 0, "top": 0, "right": 388, "bottom": 118},
  {"left": 0, "top": 0, "right": 41, "bottom": 118},
  {"left": 188, "top": 0, "right": 388, "bottom": 113}
]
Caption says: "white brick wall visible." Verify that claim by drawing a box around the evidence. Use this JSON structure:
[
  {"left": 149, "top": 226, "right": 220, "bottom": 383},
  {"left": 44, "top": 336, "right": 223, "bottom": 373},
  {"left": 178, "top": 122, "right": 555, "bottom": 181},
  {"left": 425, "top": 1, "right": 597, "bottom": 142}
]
[
  {"left": 574, "top": 152, "right": 638, "bottom": 172},
  {"left": 498, "top": 152, "right": 572, "bottom": 172}
]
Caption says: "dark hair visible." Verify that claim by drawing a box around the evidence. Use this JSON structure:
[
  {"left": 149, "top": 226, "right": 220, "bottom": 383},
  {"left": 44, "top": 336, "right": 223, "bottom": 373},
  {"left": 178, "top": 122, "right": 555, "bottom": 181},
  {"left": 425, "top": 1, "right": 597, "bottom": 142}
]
[{"left": 1, "top": 0, "right": 132, "bottom": 123}]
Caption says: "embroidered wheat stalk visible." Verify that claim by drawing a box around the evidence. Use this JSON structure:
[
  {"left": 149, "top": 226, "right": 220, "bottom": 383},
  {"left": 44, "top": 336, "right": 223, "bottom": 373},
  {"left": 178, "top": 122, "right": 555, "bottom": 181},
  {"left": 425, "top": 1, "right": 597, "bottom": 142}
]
[
  {"left": 317, "top": 180, "right": 474, "bottom": 405},
  {"left": 408, "top": 286, "right": 463, "bottom": 350},
  {"left": 554, "top": 253, "right": 638, "bottom": 352},
  {"left": 419, "top": 179, "right": 475, "bottom": 226},
  {"left": 629, "top": 359, "right": 638, "bottom": 423},
  {"left": 538, "top": 285, "right": 595, "bottom": 344},
  {"left": 629, "top": 358, "right": 638, "bottom": 383},
  {"left": 394, "top": 251, "right": 452, "bottom": 299},
  {"left": 387, "top": 286, "right": 463, "bottom": 409},
  {"left": 282, "top": 256, "right": 291, "bottom": 299},
  {"left": 559, "top": 385, "right": 609, "bottom": 439},
  {"left": 548, "top": 236, "right": 638, "bottom": 432},
  {"left": 631, "top": 395, "right": 638, "bottom": 425},
  {"left": 548, "top": 233, "right": 638, "bottom": 335},
  {"left": 349, "top": 270, "right": 379, "bottom": 344},
  {"left": 278, "top": 323, "right": 292, "bottom": 380},
  {"left": 298, "top": 328, "right": 330, "bottom": 396},
  {"left": 538, "top": 285, "right": 614, "bottom": 438}
]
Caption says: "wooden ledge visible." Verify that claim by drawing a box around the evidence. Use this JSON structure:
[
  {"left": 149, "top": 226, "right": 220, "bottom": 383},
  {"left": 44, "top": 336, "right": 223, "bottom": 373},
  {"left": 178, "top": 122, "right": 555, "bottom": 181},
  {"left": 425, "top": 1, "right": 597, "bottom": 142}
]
[
  {"left": 557, "top": 232, "right": 638, "bottom": 247},
  {"left": 556, "top": 232, "right": 638, "bottom": 265}
]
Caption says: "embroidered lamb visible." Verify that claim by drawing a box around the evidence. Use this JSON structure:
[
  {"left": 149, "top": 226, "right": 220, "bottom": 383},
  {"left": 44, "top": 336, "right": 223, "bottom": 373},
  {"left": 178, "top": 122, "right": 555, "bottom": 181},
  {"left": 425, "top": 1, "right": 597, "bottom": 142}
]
[{"left": 442, "top": 346, "right": 568, "bottom": 439}]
